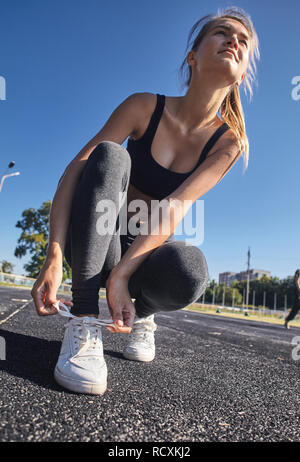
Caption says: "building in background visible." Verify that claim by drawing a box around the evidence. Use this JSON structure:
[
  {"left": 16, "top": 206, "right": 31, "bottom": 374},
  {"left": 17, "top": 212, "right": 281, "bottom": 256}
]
[{"left": 219, "top": 269, "right": 271, "bottom": 287}]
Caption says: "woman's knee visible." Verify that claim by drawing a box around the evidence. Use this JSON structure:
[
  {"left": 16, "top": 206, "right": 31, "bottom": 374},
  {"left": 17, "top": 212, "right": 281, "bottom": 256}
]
[
  {"left": 148, "top": 241, "right": 209, "bottom": 304},
  {"left": 176, "top": 244, "right": 208, "bottom": 303},
  {"left": 88, "top": 141, "right": 131, "bottom": 172}
]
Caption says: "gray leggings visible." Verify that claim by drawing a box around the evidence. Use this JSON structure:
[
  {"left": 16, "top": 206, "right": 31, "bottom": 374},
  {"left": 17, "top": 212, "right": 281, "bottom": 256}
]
[{"left": 64, "top": 141, "right": 209, "bottom": 317}]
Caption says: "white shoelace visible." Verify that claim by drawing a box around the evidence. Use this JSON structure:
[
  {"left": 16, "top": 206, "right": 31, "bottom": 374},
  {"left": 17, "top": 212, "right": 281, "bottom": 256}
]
[{"left": 53, "top": 301, "right": 115, "bottom": 361}]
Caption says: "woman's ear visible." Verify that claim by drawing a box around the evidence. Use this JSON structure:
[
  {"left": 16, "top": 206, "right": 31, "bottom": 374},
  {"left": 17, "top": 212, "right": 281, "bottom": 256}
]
[
  {"left": 239, "top": 73, "right": 246, "bottom": 85},
  {"left": 186, "top": 50, "right": 195, "bottom": 67}
]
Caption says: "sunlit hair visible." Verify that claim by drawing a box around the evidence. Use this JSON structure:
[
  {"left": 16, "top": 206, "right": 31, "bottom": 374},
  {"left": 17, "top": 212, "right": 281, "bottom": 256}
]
[{"left": 178, "top": 6, "right": 260, "bottom": 173}]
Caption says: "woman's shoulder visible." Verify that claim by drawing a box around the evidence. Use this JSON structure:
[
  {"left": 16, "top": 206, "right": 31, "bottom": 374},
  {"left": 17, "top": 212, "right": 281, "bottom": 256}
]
[
  {"left": 219, "top": 123, "right": 241, "bottom": 149},
  {"left": 127, "top": 92, "right": 159, "bottom": 140},
  {"left": 205, "top": 120, "right": 242, "bottom": 161},
  {"left": 128, "top": 91, "right": 158, "bottom": 109}
]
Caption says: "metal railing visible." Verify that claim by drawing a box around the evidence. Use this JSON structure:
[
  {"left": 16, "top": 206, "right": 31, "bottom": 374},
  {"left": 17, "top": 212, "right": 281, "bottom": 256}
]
[
  {"left": 0, "top": 272, "right": 72, "bottom": 292},
  {"left": 194, "top": 302, "right": 300, "bottom": 321}
]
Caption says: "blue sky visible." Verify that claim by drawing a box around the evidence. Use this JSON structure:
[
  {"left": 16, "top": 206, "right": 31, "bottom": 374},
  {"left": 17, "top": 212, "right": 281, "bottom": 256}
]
[{"left": 0, "top": 0, "right": 299, "bottom": 284}]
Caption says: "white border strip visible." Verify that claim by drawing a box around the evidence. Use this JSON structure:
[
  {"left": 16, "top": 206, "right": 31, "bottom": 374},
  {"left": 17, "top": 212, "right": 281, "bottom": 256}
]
[{"left": 0, "top": 300, "right": 31, "bottom": 326}]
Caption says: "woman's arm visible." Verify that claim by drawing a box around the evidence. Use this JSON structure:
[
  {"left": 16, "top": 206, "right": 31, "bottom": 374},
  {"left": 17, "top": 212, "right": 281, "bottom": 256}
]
[
  {"left": 31, "top": 92, "right": 146, "bottom": 316},
  {"left": 110, "top": 130, "right": 242, "bottom": 281},
  {"left": 46, "top": 93, "right": 146, "bottom": 263},
  {"left": 105, "top": 130, "right": 241, "bottom": 333}
]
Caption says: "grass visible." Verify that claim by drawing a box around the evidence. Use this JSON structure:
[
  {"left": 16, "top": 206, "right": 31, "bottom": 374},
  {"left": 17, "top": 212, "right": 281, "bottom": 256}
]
[
  {"left": 184, "top": 303, "right": 300, "bottom": 328},
  {"left": 0, "top": 282, "right": 33, "bottom": 289}
]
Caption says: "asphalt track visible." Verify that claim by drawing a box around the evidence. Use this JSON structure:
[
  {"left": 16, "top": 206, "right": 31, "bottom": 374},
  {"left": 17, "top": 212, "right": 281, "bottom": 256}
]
[{"left": 0, "top": 286, "right": 299, "bottom": 442}]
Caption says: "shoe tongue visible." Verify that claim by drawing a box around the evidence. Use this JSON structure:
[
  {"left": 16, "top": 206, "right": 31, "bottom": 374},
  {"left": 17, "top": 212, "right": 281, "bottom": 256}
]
[
  {"left": 74, "top": 340, "right": 104, "bottom": 358},
  {"left": 71, "top": 317, "right": 102, "bottom": 330}
]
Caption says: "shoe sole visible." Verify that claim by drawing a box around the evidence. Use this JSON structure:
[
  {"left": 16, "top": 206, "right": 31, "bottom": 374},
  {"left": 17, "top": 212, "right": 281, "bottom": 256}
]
[
  {"left": 54, "top": 367, "right": 107, "bottom": 395},
  {"left": 123, "top": 350, "right": 155, "bottom": 362}
]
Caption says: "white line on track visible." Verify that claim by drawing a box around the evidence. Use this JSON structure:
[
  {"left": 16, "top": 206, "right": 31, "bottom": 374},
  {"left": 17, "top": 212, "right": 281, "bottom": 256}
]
[
  {"left": 0, "top": 300, "right": 32, "bottom": 326},
  {"left": 11, "top": 298, "right": 29, "bottom": 302}
]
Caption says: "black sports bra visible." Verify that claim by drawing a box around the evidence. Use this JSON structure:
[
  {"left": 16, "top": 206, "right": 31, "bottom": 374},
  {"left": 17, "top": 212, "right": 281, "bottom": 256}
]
[{"left": 126, "top": 93, "right": 230, "bottom": 200}]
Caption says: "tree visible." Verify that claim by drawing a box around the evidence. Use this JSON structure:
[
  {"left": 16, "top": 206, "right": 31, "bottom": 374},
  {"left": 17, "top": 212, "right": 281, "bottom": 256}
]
[
  {"left": 14, "top": 200, "right": 71, "bottom": 281},
  {"left": 199, "top": 274, "right": 296, "bottom": 310},
  {"left": 200, "top": 280, "right": 243, "bottom": 305},
  {"left": 0, "top": 260, "right": 14, "bottom": 274}
]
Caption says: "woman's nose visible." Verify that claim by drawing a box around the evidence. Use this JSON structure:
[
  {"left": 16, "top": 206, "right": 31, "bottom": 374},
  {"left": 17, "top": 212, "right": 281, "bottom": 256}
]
[{"left": 227, "top": 37, "right": 238, "bottom": 49}]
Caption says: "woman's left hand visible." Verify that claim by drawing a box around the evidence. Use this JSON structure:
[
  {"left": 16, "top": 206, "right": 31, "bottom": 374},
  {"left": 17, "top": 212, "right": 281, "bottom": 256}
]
[{"left": 105, "top": 271, "right": 136, "bottom": 333}]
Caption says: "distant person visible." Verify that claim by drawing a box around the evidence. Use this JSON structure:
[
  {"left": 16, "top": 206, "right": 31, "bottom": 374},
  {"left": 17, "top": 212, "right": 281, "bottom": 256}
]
[
  {"left": 284, "top": 269, "right": 300, "bottom": 329},
  {"left": 31, "top": 7, "right": 260, "bottom": 395}
]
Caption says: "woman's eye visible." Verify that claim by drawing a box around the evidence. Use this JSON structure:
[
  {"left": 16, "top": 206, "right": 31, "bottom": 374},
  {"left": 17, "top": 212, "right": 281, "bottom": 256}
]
[{"left": 216, "top": 31, "right": 248, "bottom": 47}]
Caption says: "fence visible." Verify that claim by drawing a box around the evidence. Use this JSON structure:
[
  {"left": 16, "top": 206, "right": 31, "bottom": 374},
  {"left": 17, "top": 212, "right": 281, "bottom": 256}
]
[
  {"left": 0, "top": 272, "right": 72, "bottom": 292},
  {"left": 195, "top": 302, "right": 300, "bottom": 321}
]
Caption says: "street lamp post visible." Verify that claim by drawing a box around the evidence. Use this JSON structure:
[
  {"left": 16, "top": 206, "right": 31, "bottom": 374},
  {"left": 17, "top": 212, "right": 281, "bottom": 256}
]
[
  {"left": 245, "top": 247, "right": 250, "bottom": 316},
  {"left": 0, "top": 161, "right": 20, "bottom": 192}
]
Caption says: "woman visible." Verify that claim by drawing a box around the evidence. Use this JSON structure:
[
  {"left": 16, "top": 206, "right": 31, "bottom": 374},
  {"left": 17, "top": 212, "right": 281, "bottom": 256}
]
[
  {"left": 31, "top": 6, "right": 260, "bottom": 395},
  {"left": 284, "top": 269, "right": 300, "bottom": 328}
]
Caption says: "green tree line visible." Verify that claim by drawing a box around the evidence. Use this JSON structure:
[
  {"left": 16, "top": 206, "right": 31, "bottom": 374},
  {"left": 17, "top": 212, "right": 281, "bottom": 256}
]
[
  {"left": 200, "top": 276, "right": 295, "bottom": 310},
  {"left": 13, "top": 200, "right": 71, "bottom": 282}
]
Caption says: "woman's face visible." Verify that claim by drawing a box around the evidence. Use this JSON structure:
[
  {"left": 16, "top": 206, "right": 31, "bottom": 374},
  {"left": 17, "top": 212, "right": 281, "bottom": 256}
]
[{"left": 188, "top": 18, "right": 251, "bottom": 86}]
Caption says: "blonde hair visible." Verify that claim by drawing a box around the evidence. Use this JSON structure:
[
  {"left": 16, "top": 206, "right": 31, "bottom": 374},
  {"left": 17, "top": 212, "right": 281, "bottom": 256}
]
[{"left": 178, "top": 6, "right": 260, "bottom": 173}]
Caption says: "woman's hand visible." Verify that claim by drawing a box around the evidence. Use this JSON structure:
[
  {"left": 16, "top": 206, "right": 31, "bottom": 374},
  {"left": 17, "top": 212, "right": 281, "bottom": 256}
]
[
  {"left": 31, "top": 259, "right": 73, "bottom": 316},
  {"left": 105, "top": 271, "right": 136, "bottom": 333}
]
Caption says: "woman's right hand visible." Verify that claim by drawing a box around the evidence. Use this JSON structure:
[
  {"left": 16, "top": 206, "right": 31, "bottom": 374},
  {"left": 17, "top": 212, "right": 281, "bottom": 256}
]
[{"left": 31, "top": 259, "right": 70, "bottom": 316}]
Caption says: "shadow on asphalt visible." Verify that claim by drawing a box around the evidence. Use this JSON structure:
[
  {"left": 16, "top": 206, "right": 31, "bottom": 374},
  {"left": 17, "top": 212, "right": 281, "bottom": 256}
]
[
  {"left": 0, "top": 329, "right": 126, "bottom": 392},
  {"left": 0, "top": 328, "right": 62, "bottom": 391}
]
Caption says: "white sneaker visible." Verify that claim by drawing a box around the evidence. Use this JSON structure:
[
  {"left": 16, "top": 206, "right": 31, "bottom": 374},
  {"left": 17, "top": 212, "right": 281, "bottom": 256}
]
[
  {"left": 53, "top": 301, "right": 114, "bottom": 395},
  {"left": 123, "top": 314, "right": 157, "bottom": 362}
]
